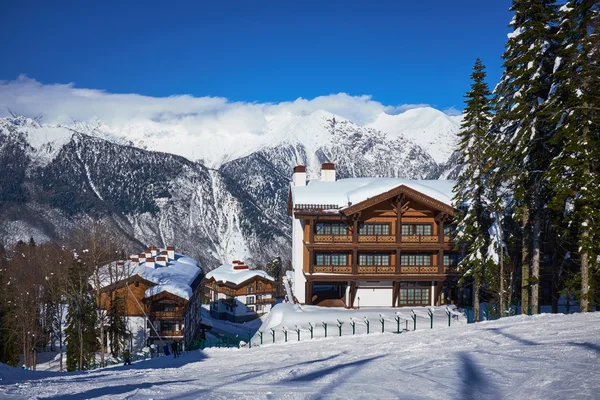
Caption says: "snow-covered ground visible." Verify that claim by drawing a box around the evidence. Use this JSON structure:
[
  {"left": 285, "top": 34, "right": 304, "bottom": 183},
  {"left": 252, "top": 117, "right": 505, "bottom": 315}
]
[{"left": 1, "top": 312, "right": 599, "bottom": 399}]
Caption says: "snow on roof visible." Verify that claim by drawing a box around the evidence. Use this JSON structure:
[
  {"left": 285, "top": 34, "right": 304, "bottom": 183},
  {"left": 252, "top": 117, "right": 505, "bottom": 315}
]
[
  {"left": 291, "top": 178, "right": 455, "bottom": 209},
  {"left": 100, "top": 251, "right": 202, "bottom": 301},
  {"left": 205, "top": 263, "right": 274, "bottom": 286}
]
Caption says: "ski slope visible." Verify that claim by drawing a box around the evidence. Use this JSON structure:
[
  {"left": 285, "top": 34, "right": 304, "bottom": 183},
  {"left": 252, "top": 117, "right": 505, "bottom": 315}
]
[{"left": 1, "top": 312, "right": 599, "bottom": 399}]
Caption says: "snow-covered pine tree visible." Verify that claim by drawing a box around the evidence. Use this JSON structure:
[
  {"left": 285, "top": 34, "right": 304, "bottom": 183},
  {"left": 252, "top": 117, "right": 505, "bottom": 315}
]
[
  {"left": 65, "top": 258, "right": 98, "bottom": 371},
  {"left": 453, "top": 59, "right": 496, "bottom": 322},
  {"left": 493, "top": 0, "right": 559, "bottom": 315},
  {"left": 546, "top": 0, "right": 600, "bottom": 312}
]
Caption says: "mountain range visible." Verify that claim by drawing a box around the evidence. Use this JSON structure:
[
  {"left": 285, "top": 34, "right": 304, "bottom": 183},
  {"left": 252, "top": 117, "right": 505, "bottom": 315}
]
[{"left": 0, "top": 107, "right": 462, "bottom": 269}]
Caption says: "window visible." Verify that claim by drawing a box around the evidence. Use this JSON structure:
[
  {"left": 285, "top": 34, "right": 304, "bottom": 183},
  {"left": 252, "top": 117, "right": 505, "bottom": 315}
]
[
  {"left": 315, "top": 253, "right": 349, "bottom": 265},
  {"left": 246, "top": 285, "right": 254, "bottom": 294},
  {"left": 402, "top": 224, "right": 432, "bottom": 236},
  {"left": 358, "top": 253, "right": 390, "bottom": 266},
  {"left": 443, "top": 254, "right": 459, "bottom": 267},
  {"left": 134, "top": 281, "right": 139, "bottom": 287},
  {"left": 246, "top": 305, "right": 255, "bottom": 313},
  {"left": 359, "top": 223, "right": 390, "bottom": 235},
  {"left": 161, "top": 320, "right": 177, "bottom": 332},
  {"left": 246, "top": 296, "right": 255, "bottom": 305},
  {"left": 156, "top": 302, "right": 177, "bottom": 312},
  {"left": 316, "top": 223, "right": 348, "bottom": 235},
  {"left": 401, "top": 254, "right": 432, "bottom": 266},
  {"left": 443, "top": 224, "right": 457, "bottom": 236},
  {"left": 257, "top": 283, "right": 262, "bottom": 291},
  {"left": 399, "top": 282, "right": 430, "bottom": 306}
]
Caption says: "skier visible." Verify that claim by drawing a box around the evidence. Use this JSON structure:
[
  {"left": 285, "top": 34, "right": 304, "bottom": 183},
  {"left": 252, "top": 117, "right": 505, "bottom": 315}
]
[{"left": 123, "top": 349, "right": 132, "bottom": 366}]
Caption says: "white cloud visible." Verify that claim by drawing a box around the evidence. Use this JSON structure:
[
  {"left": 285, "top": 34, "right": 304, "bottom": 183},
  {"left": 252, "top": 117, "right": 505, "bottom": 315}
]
[
  {"left": 0, "top": 76, "right": 448, "bottom": 166},
  {"left": 0, "top": 75, "right": 437, "bottom": 128}
]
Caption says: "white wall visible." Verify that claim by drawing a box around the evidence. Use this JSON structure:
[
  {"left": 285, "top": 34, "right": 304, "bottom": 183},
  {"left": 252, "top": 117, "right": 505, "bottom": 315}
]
[{"left": 292, "top": 219, "right": 306, "bottom": 303}]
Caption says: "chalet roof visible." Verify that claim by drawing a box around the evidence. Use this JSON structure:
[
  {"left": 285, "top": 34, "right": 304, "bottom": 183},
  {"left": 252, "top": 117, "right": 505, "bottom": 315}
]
[
  {"left": 290, "top": 178, "right": 456, "bottom": 216},
  {"left": 96, "top": 250, "right": 203, "bottom": 301},
  {"left": 205, "top": 263, "right": 274, "bottom": 288}
]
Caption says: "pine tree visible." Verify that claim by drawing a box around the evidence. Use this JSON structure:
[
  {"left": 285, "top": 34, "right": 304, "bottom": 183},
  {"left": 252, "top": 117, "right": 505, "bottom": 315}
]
[
  {"left": 65, "top": 259, "right": 98, "bottom": 371},
  {"left": 494, "top": 0, "right": 559, "bottom": 314},
  {"left": 0, "top": 243, "right": 19, "bottom": 366},
  {"left": 107, "top": 295, "right": 127, "bottom": 358},
  {"left": 547, "top": 0, "right": 600, "bottom": 312},
  {"left": 453, "top": 59, "right": 497, "bottom": 322}
]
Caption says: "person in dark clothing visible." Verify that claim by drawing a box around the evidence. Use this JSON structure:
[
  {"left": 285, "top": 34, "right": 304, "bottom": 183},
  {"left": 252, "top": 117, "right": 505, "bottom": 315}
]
[
  {"left": 123, "top": 349, "right": 132, "bottom": 366},
  {"left": 171, "top": 341, "right": 179, "bottom": 358}
]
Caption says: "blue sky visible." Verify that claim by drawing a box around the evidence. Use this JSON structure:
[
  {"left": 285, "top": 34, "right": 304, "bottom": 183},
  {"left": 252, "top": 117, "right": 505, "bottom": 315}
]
[{"left": 1, "top": 0, "right": 512, "bottom": 113}]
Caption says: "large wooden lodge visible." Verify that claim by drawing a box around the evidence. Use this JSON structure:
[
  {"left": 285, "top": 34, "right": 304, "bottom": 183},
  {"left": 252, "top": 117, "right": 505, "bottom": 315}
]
[{"left": 289, "top": 163, "right": 465, "bottom": 308}]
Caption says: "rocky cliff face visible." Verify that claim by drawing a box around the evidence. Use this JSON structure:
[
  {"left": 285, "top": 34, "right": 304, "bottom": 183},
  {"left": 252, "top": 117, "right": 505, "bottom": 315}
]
[{"left": 0, "top": 109, "right": 460, "bottom": 269}]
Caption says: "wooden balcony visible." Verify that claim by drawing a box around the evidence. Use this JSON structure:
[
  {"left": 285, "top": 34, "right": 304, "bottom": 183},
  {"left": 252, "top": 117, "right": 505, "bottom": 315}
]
[
  {"left": 313, "top": 265, "right": 353, "bottom": 274},
  {"left": 151, "top": 330, "right": 182, "bottom": 338},
  {"left": 400, "top": 266, "right": 441, "bottom": 274},
  {"left": 357, "top": 266, "right": 396, "bottom": 274},
  {"left": 150, "top": 310, "right": 181, "bottom": 319},
  {"left": 358, "top": 235, "right": 396, "bottom": 243},
  {"left": 255, "top": 297, "right": 275, "bottom": 304},
  {"left": 313, "top": 234, "right": 352, "bottom": 243},
  {"left": 401, "top": 235, "right": 439, "bottom": 243}
]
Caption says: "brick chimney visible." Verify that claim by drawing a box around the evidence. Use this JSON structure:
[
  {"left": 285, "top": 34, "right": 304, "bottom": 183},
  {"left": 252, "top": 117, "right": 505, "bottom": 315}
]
[
  {"left": 138, "top": 253, "right": 147, "bottom": 263},
  {"left": 150, "top": 246, "right": 158, "bottom": 257},
  {"left": 156, "top": 256, "right": 168, "bottom": 267},
  {"left": 144, "top": 248, "right": 152, "bottom": 258},
  {"left": 129, "top": 255, "right": 139, "bottom": 267},
  {"left": 292, "top": 165, "right": 307, "bottom": 187},
  {"left": 321, "top": 163, "right": 336, "bottom": 182},
  {"left": 233, "top": 260, "right": 249, "bottom": 270}
]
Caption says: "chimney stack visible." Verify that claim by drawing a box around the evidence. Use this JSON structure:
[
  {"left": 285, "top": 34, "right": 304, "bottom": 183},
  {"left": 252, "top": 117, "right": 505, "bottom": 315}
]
[
  {"left": 150, "top": 246, "right": 158, "bottom": 257},
  {"left": 167, "top": 246, "right": 175, "bottom": 260},
  {"left": 129, "top": 255, "right": 139, "bottom": 267},
  {"left": 144, "top": 248, "right": 152, "bottom": 258},
  {"left": 138, "top": 253, "right": 147, "bottom": 263},
  {"left": 156, "top": 256, "right": 168, "bottom": 267},
  {"left": 292, "top": 165, "right": 307, "bottom": 187},
  {"left": 321, "top": 163, "right": 336, "bottom": 182},
  {"left": 145, "top": 258, "right": 156, "bottom": 268}
]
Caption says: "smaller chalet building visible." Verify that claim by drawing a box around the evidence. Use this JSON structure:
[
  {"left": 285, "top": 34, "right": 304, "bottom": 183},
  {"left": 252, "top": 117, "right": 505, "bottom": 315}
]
[
  {"left": 97, "top": 246, "right": 203, "bottom": 351},
  {"left": 204, "top": 261, "right": 276, "bottom": 323}
]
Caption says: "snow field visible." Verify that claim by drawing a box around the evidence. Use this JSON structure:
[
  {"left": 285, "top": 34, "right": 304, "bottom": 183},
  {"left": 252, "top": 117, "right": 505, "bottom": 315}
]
[{"left": 2, "top": 312, "right": 599, "bottom": 399}]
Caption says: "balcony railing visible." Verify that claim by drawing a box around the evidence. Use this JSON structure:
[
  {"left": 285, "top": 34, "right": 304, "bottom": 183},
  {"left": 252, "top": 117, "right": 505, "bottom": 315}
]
[
  {"left": 357, "top": 266, "right": 396, "bottom": 274},
  {"left": 255, "top": 297, "right": 275, "bottom": 304},
  {"left": 151, "top": 330, "right": 182, "bottom": 337},
  {"left": 401, "top": 235, "right": 439, "bottom": 243},
  {"left": 313, "top": 234, "right": 352, "bottom": 243},
  {"left": 313, "top": 265, "right": 353, "bottom": 274},
  {"left": 358, "top": 235, "right": 396, "bottom": 243},
  {"left": 150, "top": 310, "right": 181, "bottom": 319},
  {"left": 400, "top": 266, "right": 441, "bottom": 274}
]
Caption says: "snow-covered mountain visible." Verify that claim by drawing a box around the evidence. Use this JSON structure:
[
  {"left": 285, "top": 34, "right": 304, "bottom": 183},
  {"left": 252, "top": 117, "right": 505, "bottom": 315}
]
[
  {"left": 0, "top": 107, "right": 461, "bottom": 268},
  {"left": 367, "top": 107, "right": 462, "bottom": 164}
]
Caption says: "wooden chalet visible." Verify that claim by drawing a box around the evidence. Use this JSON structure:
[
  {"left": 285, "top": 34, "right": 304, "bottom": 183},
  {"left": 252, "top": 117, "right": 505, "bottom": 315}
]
[
  {"left": 289, "top": 163, "right": 466, "bottom": 308},
  {"left": 203, "top": 261, "right": 276, "bottom": 323},
  {"left": 97, "top": 246, "right": 203, "bottom": 351}
]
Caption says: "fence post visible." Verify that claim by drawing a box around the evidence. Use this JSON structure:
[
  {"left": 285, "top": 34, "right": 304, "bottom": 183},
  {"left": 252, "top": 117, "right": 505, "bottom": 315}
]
[
  {"left": 309, "top": 323, "right": 314, "bottom": 339},
  {"left": 379, "top": 314, "right": 385, "bottom": 333},
  {"left": 395, "top": 314, "right": 401, "bottom": 333},
  {"left": 322, "top": 322, "right": 328, "bottom": 338},
  {"left": 283, "top": 328, "right": 288, "bottom": 343},
  {"left": 270, "top": 328, "right": 275, "bottom": 344},
  {"left": 337, "top": 319, "right": 343, "bottom": 337},
  {"left": 364, "top": 317, "right": 370, "bottom": 334},
  {"left": 446, "top": 307, "right": 451, "bottom": 327},
  {"left": 296, "top": 325, "right": 301, "bottom": 341},
  {"left": 259, "top": 331, "right": 263, "bottom": 345},
  {"left": 411, "top": 310, "right": 416, "bottom": 331},
  {"left": 484, "top": 305, "right": 490, "bottom": 321},
  {"left": 428, "top": 309, "right": 434, "bottom": 329},
  {"left": 350, "top": 318, "right": 356, "bottom": 335},
  {"left": 248, "top": 334, "right": 252, "bottom": 349}
]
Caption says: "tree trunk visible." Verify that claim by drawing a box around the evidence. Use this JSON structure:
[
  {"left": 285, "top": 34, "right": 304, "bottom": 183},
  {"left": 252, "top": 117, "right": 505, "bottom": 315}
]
[
  {"left": 580, "top": 220, "right": 590, "bottom": 313},
  {"left": 473, "top": 280, "right": 480, "bottom": 323},
  {"left": 521, "top": 206, "right": 530, "bottom": 315},
  {"left": 497, "top": 213, "right": 505, "bottom": 317},
  {"left": 531, "top": 199, "right": 542, "bottom": 314},
  {"left": 551, "top": 245, "right": 559, "bottom": 314}
]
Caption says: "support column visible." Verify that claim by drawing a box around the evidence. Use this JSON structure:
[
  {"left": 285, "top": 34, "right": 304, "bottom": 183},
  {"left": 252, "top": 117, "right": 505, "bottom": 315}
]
[
  {"left": 349, "top": 281, "right": 357, "bottom": 308},
  {"left": 306, "top": 280, "right": 313, "bottom": 305},
  {"left": 345, "top": 282, "right": 351, "bottom": 308},
  {"left": 392, "top": 281, "right": 400, "bottom": 307},
  {"left": 438, "top": 217, "right": 445, "bottom": 274},
  {"left": 309, "top": 248, "right": 314, "bottom": 274},
  {"left": 431, "top": 281, "right": 435, "bottom": 307}
]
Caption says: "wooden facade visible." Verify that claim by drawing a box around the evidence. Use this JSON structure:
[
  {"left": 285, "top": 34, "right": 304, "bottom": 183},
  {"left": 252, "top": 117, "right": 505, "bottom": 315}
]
[{"left": 290, "top": 172, "right": 463, "bottom": 308}]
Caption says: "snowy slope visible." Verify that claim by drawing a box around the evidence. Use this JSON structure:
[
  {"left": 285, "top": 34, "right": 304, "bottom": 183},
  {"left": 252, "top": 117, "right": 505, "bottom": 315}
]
[
  {"left": 1, "top": 312, "right": 599, "bottom": 399},
  {"left": 367, "top": 107, "right": 462, "bottom": 164}
]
